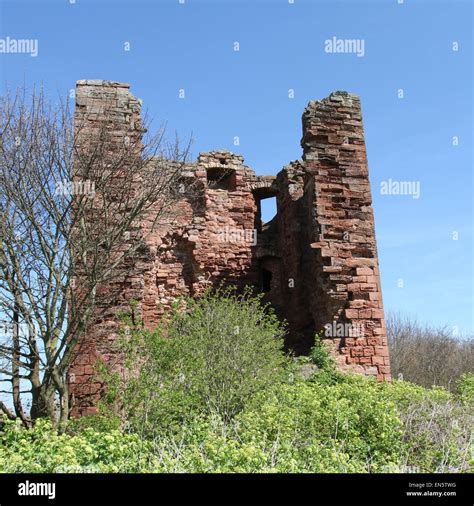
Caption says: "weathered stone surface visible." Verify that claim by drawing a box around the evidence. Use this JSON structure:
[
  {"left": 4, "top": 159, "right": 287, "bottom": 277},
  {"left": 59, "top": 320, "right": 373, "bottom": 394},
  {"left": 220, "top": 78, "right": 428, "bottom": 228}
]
[{"left": 69, "top": 82, "right": 391, "bottom": 416}]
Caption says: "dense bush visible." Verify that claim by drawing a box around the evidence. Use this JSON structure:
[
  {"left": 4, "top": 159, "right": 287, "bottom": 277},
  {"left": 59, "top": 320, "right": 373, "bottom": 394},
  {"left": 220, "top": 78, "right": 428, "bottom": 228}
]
[
  {"left": 0, "top": 418, "right": 154, "bottom": 473},
  {"left": 234, "top": 378, "right": 403, "bottom": 472},
  {"left": 2, "top": 372, "right": 472, "bottom": 473},
  {"left": 102, "top": 287, "right": 287, "bottom": 436}
]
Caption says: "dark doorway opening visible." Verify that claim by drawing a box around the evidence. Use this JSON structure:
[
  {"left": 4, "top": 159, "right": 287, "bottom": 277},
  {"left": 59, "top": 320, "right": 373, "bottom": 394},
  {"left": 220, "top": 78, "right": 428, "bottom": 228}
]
[{"left": 261, "top": 267, "right": 272, "bottom": 293}]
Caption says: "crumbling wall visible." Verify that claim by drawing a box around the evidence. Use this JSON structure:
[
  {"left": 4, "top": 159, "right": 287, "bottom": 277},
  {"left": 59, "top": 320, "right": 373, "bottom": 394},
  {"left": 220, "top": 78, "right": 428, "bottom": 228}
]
[
  {"left": 69, "top": 81, "right": 390, "bottom": 416},
  {"left": 273, "top": 161, "right": 315, "bottom": 353},
  {"left": 69, "top": 81, "right": 151, "bottom": 414},
  {"left": 298, "top": 92, "right": 390, "bottom": 380}
]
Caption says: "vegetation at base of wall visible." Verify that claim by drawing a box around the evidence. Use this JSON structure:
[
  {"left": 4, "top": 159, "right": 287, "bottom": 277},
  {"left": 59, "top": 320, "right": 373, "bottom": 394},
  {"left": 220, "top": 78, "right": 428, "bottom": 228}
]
[
  {"left": 1, "top": 371, "right": 472, "bottom": 473},
  {"left": 308, "top": 334, "right": 336, "bottom": 371},
  {"left": 0, "top": 292, "right": 472, "bottom": 474}
]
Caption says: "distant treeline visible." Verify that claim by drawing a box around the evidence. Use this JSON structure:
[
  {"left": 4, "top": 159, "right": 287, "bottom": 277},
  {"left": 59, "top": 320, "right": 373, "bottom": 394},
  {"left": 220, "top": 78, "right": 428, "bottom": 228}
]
[{"left": 387, "top": 313, "right": 474, "bottom": 390}]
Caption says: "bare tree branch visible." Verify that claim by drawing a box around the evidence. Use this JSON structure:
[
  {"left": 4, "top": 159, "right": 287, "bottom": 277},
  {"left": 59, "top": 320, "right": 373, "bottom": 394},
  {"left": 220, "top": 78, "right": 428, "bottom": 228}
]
[{"left": 0, "top": 85, "right": 194, "bottom": 428}]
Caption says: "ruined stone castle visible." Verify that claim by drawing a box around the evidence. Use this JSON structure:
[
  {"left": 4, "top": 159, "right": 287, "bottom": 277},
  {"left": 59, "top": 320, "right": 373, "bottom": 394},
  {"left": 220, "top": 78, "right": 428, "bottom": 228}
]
[{"left": 69, "top": 80, "right": 391, "bottom": 416}]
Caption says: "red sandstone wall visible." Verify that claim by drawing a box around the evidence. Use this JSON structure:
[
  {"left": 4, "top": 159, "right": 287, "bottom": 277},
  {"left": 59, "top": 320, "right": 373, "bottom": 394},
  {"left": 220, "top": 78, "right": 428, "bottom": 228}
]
[
  {"left": 69, "top": 82, "right": 390, "bottom": 416},
  {"left": 70, "top": 81, "right": 150, "bottom": 414},
  {"left": 299, "top": 92, "right": 390, "bottom": 380},
  {"left": 140, "top": 150, "right": 261, "bottom": 329}
]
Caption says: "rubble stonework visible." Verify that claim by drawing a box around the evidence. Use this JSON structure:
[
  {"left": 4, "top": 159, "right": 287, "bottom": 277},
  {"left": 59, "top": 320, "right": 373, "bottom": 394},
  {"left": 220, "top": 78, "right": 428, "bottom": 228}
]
[{"left": 69, "top": 80, "right": 390, "bottom": 416}]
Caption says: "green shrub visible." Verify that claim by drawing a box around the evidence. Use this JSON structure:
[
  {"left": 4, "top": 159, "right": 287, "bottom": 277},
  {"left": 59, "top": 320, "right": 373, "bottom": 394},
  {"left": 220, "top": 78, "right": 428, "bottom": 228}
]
[
  {"left": 0, "top": 418, "right": 154, "bottom": 473},
  {"left": 145, "top": 416, "right": 269, "bottom": 473},
  {"left": 104, "top": 287, "right": 287, "bottom": 436},
  {"left": 235, "top": 376, "right": 403, "bottom": 472},
  {"left": 308, "top": 335, "right": 336, "bottom": 370},
  {"left": 457, "top": 373, "right": 474, "bottom": 403},
  {"left": 66, "top": 413, "right": 121, "bottom": 435}
]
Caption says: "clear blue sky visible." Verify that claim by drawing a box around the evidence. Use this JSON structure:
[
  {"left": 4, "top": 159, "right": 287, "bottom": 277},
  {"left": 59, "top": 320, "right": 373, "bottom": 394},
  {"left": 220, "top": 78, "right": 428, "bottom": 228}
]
[{"left": 0, "top": 0, "right": 472, "bottom": 334}]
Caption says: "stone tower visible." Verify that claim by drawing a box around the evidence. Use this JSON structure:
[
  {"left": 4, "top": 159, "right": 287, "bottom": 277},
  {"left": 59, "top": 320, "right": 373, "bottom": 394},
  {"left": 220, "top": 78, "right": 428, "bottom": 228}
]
[{"left": 69, "top": 80, "right": 390, "bottom": 416}]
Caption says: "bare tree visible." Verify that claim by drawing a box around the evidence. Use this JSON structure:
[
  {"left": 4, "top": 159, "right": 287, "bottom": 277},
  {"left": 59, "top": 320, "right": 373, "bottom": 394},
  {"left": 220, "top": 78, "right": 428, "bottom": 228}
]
[
  {"left": 387, "top": 312, "right": 474, "bottom": 390},
  {"left": 0, "top": 86, "right": 193, "bottom": 429}
]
